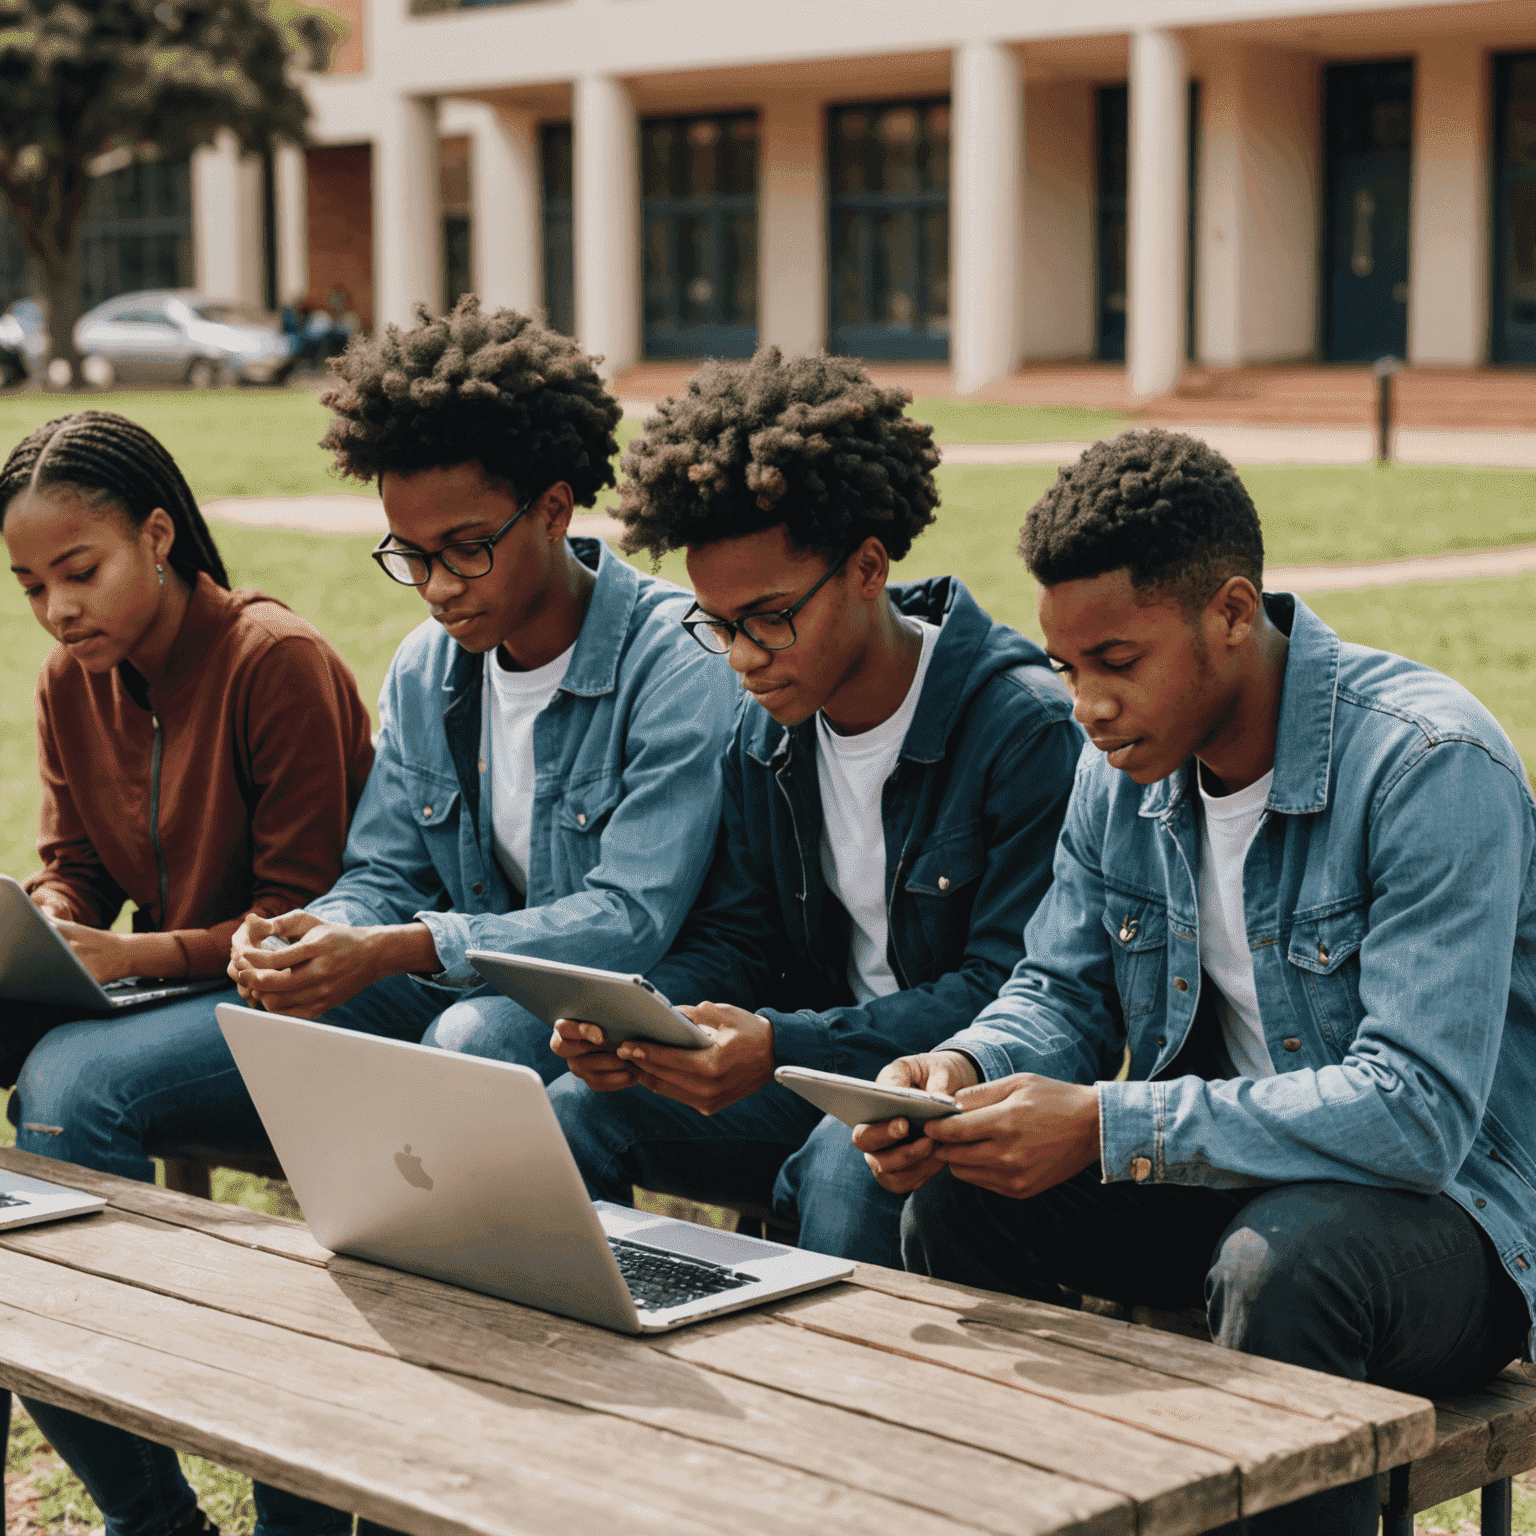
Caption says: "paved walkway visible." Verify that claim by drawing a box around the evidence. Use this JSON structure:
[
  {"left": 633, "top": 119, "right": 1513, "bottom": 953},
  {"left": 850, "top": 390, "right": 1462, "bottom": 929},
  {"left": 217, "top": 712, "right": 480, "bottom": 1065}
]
[{"left": 201, "top": 495, "right": 1536, "bottom": 593}]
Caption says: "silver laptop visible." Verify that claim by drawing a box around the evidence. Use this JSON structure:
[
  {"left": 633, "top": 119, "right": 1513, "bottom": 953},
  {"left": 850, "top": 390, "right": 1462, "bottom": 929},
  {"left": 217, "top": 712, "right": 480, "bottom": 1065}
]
[
  {"left": 0, "top": 875, "right": 225, "bottom": 1012},
  {"left": 0, "top": 1167, "right": 106, "bottom": 1231},
  {"left": 215, "top": 1003, "right": 854, "bottom": 1334}
]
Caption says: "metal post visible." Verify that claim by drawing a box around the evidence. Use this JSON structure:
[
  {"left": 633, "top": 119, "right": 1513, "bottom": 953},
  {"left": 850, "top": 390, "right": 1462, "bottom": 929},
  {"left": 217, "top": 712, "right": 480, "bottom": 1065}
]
[
  {"left": 1373, "top": 355, "right": 1401, "bottom": 463},
  {"left": 1481, "top": 1478, "right": 1513, "bottom": 1536}
]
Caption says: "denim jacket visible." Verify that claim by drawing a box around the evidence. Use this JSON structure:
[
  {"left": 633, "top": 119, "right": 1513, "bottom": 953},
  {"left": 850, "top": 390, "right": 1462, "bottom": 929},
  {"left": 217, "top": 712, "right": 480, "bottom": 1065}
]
[
  {"left": 649, "top": 576, "right": 1083, "bottom": 1079},
  {"left": 311, "top": 538, "right": 737, "bottom": 985},
  {"left": 943, "top": 594, "right": 1536, "bottom": 1338}
]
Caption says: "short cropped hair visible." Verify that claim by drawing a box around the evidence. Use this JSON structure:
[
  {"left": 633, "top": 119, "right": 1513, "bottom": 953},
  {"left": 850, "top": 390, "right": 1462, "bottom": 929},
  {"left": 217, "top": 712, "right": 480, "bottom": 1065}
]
[
  {"left": 1020, "top": 428, "right": 1264, "bottom": 611},
  {"left": 615, "top": 348, "right": 940, "bottom": 563},
  {"left": 319, "top": 297, "right": 622, "bottom": 506}
]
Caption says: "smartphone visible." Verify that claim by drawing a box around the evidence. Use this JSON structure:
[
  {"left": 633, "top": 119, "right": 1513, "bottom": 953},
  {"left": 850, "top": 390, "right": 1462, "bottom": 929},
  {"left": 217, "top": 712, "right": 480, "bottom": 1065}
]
[{"left": 774, "top": 1065, "right": 962, "bottom": 1130}]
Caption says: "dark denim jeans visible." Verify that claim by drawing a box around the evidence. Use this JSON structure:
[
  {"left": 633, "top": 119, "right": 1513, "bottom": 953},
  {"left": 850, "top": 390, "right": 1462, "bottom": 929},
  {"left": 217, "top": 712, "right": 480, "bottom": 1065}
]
[{"left": 902, "top": 1170, "right": 1530, "bottom": 1536}]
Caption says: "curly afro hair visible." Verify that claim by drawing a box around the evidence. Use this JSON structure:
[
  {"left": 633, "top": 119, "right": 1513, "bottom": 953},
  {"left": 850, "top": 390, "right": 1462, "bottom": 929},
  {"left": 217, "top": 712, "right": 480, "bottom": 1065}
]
[
  {"left": 319, "top": 297, "right": 622, "bottom": 506},
  {"left": 1020, "top": 428, "right": 1263, "bottom": 611},
  {"left": 615, "top": 348, "right": 941, "bottom": 563}
]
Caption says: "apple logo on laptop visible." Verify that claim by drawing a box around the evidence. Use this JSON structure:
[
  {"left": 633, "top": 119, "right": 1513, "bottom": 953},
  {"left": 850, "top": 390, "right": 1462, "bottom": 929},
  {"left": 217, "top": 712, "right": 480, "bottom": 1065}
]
[{"left": 394, "top": 1144, "right": 433, "bottom": 1191}]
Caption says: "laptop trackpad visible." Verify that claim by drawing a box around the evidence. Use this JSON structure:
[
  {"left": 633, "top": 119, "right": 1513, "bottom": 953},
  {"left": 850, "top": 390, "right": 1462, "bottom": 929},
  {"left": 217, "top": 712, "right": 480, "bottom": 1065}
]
[{"left": 626, "top": 1218, "right": 790, "bottom": 1266}]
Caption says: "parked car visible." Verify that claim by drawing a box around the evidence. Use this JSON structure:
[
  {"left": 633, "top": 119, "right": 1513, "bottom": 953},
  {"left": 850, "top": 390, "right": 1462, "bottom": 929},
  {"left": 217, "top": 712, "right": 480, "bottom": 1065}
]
[
  {"left": 75, "top": 290, "right": 297, "bottom": 388},
  {"left": 0, "top": 298, "right": 45, "bottom": 386}
]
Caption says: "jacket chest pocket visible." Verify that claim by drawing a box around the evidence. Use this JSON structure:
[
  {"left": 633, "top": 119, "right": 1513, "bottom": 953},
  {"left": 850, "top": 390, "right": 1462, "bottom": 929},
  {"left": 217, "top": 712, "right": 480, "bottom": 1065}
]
[
  {"left": 902, "top": 823, "right": 985, "bottom": 961},
  {"left": 407, "top": 781, "right": 461, "bottom": 836},
  {"left": 1103, "top": 901, "right": 1168, "bottom": 1019},
  {"left": 556, "top": 773, "right": 621, "bottom": 838},
  {"left": 1285, "top": 902, "right": 1366, "bottom": 1052}
]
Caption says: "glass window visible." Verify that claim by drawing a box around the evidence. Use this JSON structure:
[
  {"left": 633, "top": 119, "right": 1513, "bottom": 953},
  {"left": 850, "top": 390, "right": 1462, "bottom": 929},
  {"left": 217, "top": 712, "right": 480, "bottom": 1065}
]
[{"left": 1494, "top": 53, "right": 1536, "bottom": 362}]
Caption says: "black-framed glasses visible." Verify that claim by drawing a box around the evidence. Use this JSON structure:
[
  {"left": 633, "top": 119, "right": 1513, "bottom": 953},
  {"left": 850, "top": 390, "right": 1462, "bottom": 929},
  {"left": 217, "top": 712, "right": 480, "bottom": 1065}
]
[
  {"left": 371, "top": 507, "right": 528, "bottom": 587},
  {"left": 682, "top": 551, "right": 853, "bottom": 655}
]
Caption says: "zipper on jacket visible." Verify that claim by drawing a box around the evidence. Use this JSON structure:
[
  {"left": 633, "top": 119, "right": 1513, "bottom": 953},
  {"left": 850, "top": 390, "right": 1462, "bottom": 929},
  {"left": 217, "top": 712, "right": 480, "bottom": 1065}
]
[
  {"left": 150, "top": 712, "right": 169, "bottom": 924},
  {"left": 774, "top": 762, "right": 814, "bottom": 951}
]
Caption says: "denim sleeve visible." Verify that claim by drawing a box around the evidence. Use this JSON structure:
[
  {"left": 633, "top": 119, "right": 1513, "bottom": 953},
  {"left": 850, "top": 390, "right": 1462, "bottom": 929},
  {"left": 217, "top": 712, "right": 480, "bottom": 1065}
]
[
  {"left": 307, "top": 667, "right": 439, "bottom": 930},
  {"left": 412, "top": 650, "right": 736, "bottom": 985},
  {"left": 932, "top": 749, "right": 1129, "bottom": 1085},
  {"left": 763, "top": 715, "right": 1085, "bottom": 1079},
  {"left": 646, "top": 729, "right": 789, "bottom": 1010},
  {"left": 1099, "top": 740, "right": 1534, "bottom": 1192}
]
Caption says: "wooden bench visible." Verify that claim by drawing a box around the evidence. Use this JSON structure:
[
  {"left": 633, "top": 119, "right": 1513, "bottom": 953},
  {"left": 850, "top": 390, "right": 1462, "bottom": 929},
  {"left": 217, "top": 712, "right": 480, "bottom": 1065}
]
[{"left": 1074, "top": 1294, "right": 1536, "bottom": 1536}]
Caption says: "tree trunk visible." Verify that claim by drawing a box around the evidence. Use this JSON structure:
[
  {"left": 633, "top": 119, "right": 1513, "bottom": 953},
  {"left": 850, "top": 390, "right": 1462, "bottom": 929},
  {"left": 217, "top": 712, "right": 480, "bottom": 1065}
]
[{"left": 0, "top": 169, "right": 87, "bottom": 387}]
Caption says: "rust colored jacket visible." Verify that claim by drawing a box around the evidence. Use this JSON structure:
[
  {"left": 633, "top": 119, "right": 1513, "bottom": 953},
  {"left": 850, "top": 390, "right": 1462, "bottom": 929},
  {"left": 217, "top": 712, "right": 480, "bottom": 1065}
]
[{"left": 25, "top": 572, "right": 375, "bottom": 978}]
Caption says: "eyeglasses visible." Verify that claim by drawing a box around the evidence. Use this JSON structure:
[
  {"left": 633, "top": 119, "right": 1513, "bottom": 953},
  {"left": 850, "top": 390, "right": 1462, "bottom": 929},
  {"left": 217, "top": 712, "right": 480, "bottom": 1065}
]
[
  {"left": 681, "top": 552, "right": 852, "bottom": 655},
  {"left": 371, "top": 506, "right": 528, "bottom": 587}
]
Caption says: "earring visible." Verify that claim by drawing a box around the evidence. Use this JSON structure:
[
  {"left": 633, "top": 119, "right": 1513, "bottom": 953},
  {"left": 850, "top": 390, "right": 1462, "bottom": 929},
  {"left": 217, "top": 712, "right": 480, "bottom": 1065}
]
[{"left": 156, "top": 564, "right": 165, "bottom": 587}]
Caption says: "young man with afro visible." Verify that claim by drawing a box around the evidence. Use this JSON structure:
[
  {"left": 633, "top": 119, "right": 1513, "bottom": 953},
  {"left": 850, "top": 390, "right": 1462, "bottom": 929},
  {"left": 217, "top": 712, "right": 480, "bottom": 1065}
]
[
  {"left": 221, "top": 300, "right": 737, "bottom": 1068},
  {"left": 860, "top": 428, "right": 1536, "bottom": 1535},
  {"left": 546, "top": 348, "right": 1084, "bottom": 1266}
]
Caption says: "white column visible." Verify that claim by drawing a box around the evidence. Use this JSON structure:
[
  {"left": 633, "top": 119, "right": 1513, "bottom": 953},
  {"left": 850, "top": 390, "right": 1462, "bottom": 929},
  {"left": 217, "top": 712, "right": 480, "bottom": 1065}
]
[
  {"left": 482, "top": 107, "right": 542, "bottom": 316},
  {"left": 274, "top": 142, "right": 309, "bottom": 307},
  {"left": 192, "top": 130, "right": 261, "bottom": 302},
  {"left": 1409, "top": 42, "right": 1489, "bottom": 366},
  {"left": 951, "top": 41, "right": 1024, "bottom": 395},
  {"left": 1197, "top": 48, "right": 1244, "bottom": 368},
  {"left": 1022, "top": 81, "right": 1096, "bottom": 360},
  {"left": 1127, "top": 28, "right": 1188, "bottom": 399},
  {"left": 373, "top": 94, "right": 442, "bottom": 329},
  {"left": 574, "top": 73, "right": 639, "bottom": 375},
  {"left": 759, "top": 94, "right": 825, "bottom": 355}
]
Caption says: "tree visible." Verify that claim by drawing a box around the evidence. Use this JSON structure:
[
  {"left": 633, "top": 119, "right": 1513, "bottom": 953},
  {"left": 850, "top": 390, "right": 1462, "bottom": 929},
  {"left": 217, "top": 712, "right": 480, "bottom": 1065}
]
[{"left": 0, "top": 0, "right": 337, "bottom": 382}]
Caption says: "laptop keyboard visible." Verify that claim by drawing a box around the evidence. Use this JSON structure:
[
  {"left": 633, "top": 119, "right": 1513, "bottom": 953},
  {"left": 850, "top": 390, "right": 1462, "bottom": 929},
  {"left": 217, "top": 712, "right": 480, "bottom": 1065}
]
[{"left": 608, "top": 1237, "right": 754, "bottom": 1312}]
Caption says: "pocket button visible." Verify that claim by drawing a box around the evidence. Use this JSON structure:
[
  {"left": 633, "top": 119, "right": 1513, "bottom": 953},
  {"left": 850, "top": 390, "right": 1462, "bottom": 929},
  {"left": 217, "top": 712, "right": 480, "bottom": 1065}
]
[
  {"left": 1283, "top": 1037, "right": 1301, "bottom": 1052},
  {"left": 576, "top": 812, "right": 587, "bottom": 826},
  {"left": 1131, "top": 1157, "right": 1152, "bottom": 1183},
  {"left": 937, "top": 876, "right": 950, "bottom": 891},
  {"left": 1172, "top": 977, "right": 1189, "bottom": 992},
  {"left": 422, "top": 805, "right": 433, "bottom": 819},
  {"left": 1318, "top": 941, "right": 1330, "bottom": 964},
  {"left": 1119, "top": 918, "right": 1139, "bottom": 944}
]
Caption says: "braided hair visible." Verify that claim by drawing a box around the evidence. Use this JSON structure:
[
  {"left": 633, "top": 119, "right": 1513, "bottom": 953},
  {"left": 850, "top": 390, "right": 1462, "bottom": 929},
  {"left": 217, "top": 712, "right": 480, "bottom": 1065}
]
[{"left": 0, "top": 412, "right": 230, "bottom": 589}]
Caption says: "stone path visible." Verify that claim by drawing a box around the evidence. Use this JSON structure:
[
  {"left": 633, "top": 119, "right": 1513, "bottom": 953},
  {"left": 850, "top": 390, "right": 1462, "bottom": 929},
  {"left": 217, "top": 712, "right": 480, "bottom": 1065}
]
[{"left": 200, "top": 492, "right": 1536, "bottom": 594}]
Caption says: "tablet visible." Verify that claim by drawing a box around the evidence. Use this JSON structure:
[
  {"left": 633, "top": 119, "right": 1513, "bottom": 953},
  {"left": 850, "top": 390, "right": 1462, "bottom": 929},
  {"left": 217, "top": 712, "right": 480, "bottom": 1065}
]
[
  {"left": 773, "top": 1065, "right": 962, "bottom": 1129},
  {"left": 466, "top": 952, "right": 709, "bottom": 1050}
]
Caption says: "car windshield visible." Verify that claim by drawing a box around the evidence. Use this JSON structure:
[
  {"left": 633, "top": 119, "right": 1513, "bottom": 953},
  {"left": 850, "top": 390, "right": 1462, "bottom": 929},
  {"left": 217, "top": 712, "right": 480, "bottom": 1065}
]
[{"left": 193, "top": 304, "right": 279, "bottom": 331}]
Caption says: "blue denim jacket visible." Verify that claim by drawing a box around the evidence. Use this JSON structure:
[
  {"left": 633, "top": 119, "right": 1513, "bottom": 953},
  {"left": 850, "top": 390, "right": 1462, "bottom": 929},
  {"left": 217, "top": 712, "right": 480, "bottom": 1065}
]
[
  {"left": 311, "top": 538, "right": 737, "bottom": 985},
  {"left": 943, "top": 594, "right": 1536, "bottom": 1338},
  {"left": 649, "top": 577, "right": 1083, "bottom": 1079}
]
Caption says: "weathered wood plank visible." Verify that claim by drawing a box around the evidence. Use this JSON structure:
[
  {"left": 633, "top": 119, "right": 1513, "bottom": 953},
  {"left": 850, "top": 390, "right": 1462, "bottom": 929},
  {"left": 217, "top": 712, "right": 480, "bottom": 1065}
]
[
  {"left": 0, "top": 1245, "right": 989, "bottom": 1536},
  {"left": 1, "top": 1210, "right": 1131, "bottom": 1536},
  {"left": 849, "top": 1262, "right": 1438, "bottom": 1473},
  {"left": 771, "top": 1284, "right": 1383, "bottom": 1518},
  {"left": 1382, "top": 1389, "right": 1536, "bottom": 1515},
  {"left": 0, "top": 1145, "right": 326, "bottom": 1265},
  {"left": 661, "top": 1308, "right": 1240, "bottom": 1536}
]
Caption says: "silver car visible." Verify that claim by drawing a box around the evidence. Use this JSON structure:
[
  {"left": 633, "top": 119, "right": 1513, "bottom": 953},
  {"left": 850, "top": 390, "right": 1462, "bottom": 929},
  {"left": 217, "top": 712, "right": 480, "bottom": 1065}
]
[{"left": 75, "top": 290, "right": 296, "bottom": 387}]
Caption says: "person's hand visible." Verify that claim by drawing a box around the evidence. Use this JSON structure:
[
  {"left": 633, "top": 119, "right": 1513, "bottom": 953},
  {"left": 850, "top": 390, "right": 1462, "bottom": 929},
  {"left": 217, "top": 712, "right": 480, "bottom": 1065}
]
[
  {"left": 613, "top": 1001, "right": 775, "bottom": 1115},
  {"left": 227, "top": 911, "right": 438, "bottom": 1019},
  {"left": 50, "top": 919, "right": 134, "bottom": 984},
  {"left": 551, "top": 1019, "right": 637, "bottom": 1092},
  {"left": 921, "top": 1073, "right": 1101, "bottom": 1199},
  {"left": 855, "top": 1050, "right": 981, "bottom": 1194},
  {"left": 30, "top": 892, "right": 73, "bottom": 925}
]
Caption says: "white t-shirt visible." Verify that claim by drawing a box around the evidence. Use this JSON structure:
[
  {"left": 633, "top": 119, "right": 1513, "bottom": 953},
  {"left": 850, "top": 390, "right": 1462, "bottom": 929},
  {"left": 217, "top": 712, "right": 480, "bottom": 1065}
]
[
  {"left": 1197, "top": 765, "right": 1277, "bottom": 1079},
  {"left": 482, "top": 642, "right": 575, "bottom": 894},
  {"left": 815, "top": 621, "right": 940, "bottom": 1003}
]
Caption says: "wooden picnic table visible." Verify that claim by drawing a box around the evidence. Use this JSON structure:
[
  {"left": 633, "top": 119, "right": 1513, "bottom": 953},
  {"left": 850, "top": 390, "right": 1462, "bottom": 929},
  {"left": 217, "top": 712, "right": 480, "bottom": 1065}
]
[{"left": 0, "top": 1144, "right": 1437, "bottom": 1536}]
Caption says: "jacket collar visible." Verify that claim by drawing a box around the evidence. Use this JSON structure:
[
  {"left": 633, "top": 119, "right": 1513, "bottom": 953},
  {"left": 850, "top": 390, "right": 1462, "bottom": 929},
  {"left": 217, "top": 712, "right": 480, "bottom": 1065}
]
[
  {"left": 443, "top": 536, "right": 639, "bottom": 701},
  {"left": 131, "top": 571, "right": 246, "bottom": 704},
  {"left": 1137, "top": 591, "right": 1340, "bottom": 820},
  {"left": 748, "top": 575, "right": 998, "bottom": 770}
]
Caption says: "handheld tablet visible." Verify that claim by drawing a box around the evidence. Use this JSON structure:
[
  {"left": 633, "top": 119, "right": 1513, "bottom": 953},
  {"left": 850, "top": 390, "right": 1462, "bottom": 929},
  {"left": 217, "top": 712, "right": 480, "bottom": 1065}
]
[
  {"left": 774, "top": 1065, "right": 962, "bottom": 1129},
  {"left": 467, "top": 952, "right": 709, "bottom": 1050}
]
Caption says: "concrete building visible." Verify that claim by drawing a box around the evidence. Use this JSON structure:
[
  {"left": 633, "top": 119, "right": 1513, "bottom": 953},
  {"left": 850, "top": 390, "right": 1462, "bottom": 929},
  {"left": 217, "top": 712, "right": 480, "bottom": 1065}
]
[{"left": 36, "top": 0, "right": 1536, "bottom": 399}]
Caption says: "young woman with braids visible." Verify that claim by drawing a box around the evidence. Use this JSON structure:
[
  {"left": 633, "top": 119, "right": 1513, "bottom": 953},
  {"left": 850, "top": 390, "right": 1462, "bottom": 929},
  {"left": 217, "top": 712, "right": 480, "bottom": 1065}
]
[{"left": 0, "top": 410, "right": 372, "bottom": 1536}]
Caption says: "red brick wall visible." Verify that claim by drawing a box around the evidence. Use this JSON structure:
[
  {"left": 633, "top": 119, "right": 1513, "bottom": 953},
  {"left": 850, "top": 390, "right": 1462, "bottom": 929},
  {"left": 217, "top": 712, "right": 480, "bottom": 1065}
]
[{"left": 305, "top": 144, "right": 374, "bottom": 330}]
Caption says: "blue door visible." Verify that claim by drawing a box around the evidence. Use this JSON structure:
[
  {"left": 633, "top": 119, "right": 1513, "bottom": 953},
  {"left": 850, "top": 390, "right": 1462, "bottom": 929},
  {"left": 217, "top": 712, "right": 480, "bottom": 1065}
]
[
  {"left": 1096, "top": 86, "right": 1128, "bottom": 363},
  {"left": 1323, "top": 62, "right": 1413, "bottom": 362},
  {"left": 642, "top": 113, "right": 758, "bottom": 359},
  {"left": 540, "top": 124, "right": 575, "bottom": 339},
  {"left": 1493, "top": 52, "right": 1536, "bottom": 365},
  {"left": 827, "top": 100, "right": 950, "bottom": 360}
]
